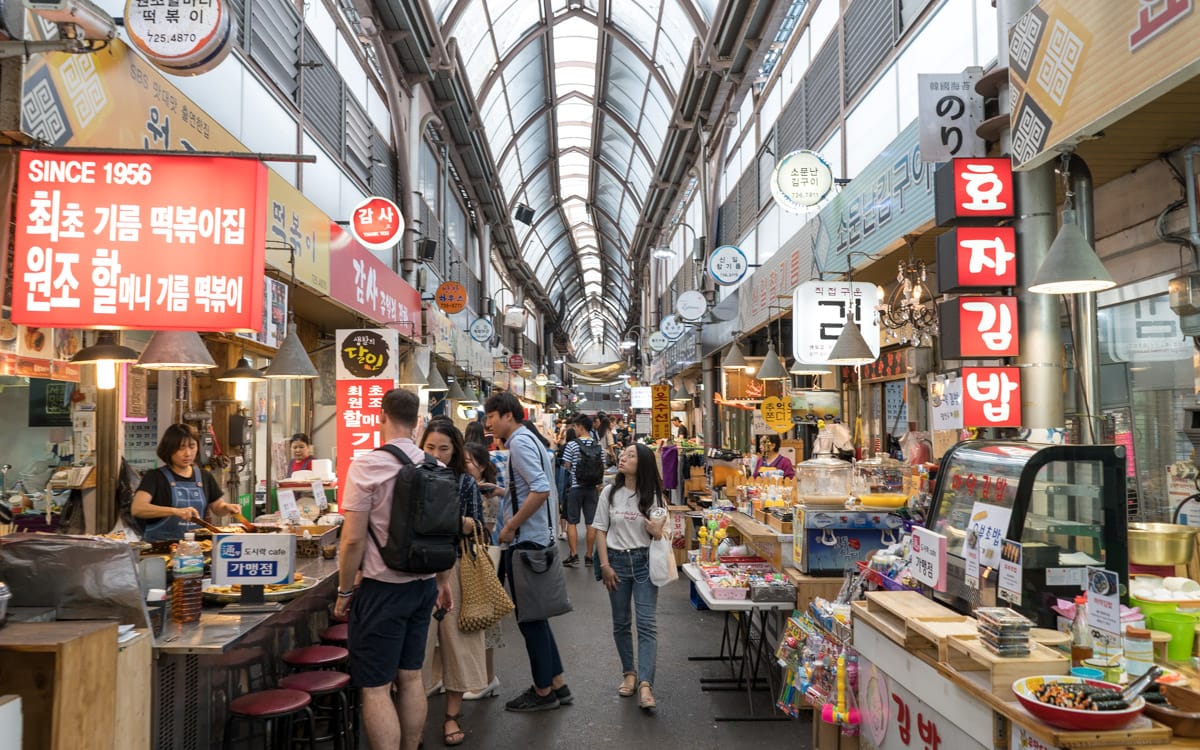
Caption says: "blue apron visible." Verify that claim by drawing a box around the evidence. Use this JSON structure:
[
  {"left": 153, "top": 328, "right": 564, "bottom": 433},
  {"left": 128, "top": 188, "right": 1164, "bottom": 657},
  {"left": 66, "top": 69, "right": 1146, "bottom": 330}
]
[{"left": 143, "top": 467, "right": 207, "bottom": 542}]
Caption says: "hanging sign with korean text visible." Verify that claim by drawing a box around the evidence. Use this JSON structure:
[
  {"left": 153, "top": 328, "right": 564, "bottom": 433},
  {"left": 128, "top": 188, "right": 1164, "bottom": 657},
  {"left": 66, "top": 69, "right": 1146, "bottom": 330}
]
[
  {"left": 124, "top": 0, "right": 236, "bottom": 75},
  {"left": 910, "top": 526, "right": 947, "bottom": 591},
  {"left": 770, "top": 149, "right": 834, "bottom": 211},
  {"left": 936, "top": 227, "right": 1017, "bottom": 292},
  {"left": 349, "top": 196, "right": 404, "bottom": 251},
  {"left": 917, "top": 71, "right": 986, "bottom": 163},
  {"left": 939, "top": 297, "right": 1019, "bottom": 358},
  {"left": 707, "top": 245, "right": 749, "bottom": 286},
  {"left": 648, "top": 331, "right": 669, "bottom": 352},
  {"left": 469, "top": 317, "right": 493, "bottom": 344},
  {"left": 934, "top": 158, "right": 1015, "bottom": 226},
  {"left": 336, "top": 328, "right": 398, "bottom": 381},
  {"left": 651, "top": 384, "right": 671, "bottom": 440},
  {"left": 760, "top": 396, "right": 792, "bottom": 433},
  {"left": 675, "top": 290, "right": 708, "bottom": 322},
  {"left": 335, "top": 327, "right": 398, "bottom": 484},
  {"left": 12, "top": 151, "right": 267, "bottom": 331},
  {"left": 962, "top": 366, "right": 1023, "bottom": 427},
  {"left": 792, "top": 280, "right": 882, "bottom": 364},
  {"left": 329, "top": 225, "right": 422, "bottom": 336},
  {"left": 507, "top": 354, "right": 524, "bottom": 371},
  {"left": 659, "top": 314, "right": 686, "bottom": 341},
  {"left": 435, "top": 281, "right": 467, "bottom": 315}
]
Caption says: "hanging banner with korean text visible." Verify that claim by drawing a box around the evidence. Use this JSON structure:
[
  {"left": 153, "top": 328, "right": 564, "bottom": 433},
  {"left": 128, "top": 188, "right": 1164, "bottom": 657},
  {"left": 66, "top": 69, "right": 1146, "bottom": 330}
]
[
  {"left": 917, "top": 70, "right": 986, "bottom": 163},
  {"left": 12, "top": 150, "right": 267, "bottom": 330},
  {"left": 335, "top": 327, "right": 399, "bottom": 484},
  {"left": 939, "top": 297, "right": 1020, "bottom": 359},
  {"left": 329, "top": 224, "right": 422, "bottom": 337},
  {"left": 962, "top": 366, "right": 1023, "bottom": 428},
  {"left": 651, "top": 384, "right": 671, "bottom": 440},
  {"left": 792, "top": 280, "right": 882, "bottom": 364},
  {"left": 936, "top": 227, "right": 1017, "bottom": 292}
]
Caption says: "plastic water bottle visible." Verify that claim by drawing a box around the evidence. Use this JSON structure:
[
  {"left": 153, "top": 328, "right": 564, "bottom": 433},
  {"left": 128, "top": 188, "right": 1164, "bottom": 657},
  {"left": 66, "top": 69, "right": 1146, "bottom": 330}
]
[{"left": 171, "top": 533, "right": 204, "bottom": 623}]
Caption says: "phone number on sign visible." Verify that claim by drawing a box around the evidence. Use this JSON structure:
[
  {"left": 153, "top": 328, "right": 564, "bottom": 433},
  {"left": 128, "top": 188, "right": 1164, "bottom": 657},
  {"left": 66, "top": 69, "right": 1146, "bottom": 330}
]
[{"left": 26, "top": 159, "right": 153, "bottom": 187}]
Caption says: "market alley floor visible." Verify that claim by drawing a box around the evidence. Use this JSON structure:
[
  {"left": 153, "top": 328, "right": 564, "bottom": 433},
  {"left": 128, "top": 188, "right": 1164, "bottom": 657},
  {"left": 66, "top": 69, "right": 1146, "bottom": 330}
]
[{"left": 416, "top": 531, "right": 816, "bottom": 750}]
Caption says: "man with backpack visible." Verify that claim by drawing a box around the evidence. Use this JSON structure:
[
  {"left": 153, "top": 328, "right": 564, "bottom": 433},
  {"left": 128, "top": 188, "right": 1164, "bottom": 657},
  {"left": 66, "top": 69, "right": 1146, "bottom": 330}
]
[
  {"left": 335, "top": 389, "right": 454, "bottom": 750},
  {"left": 560, "top": 413, "right": 604, "bottom": 567}
]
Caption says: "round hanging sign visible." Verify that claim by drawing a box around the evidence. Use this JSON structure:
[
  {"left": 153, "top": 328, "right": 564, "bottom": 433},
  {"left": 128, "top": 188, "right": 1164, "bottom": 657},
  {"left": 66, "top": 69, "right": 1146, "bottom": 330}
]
[
  {"left": 435, "top": 281, "right": 467, "bottom": 314},
  {"left": 771, "top": 149, "right": 834, "bottom": 212},
  {"left": 761, "top": 396, "right": 792, "bottom": 434},
  {"left": 675, "top": 290, "right": 708, "bottom": 322},
  {"left": 648, "top": 331, "right": 669, "bottom": 352},
  {"left": 339, "top": 329, "right": 391, "bottom": 379},
  {"left": 349, "top": 196, "right": 404, "bottom": 251},
  {"left": 659, "top": 314, "right": 686, "bottom": 341},
  {"left": 125, "top": 0, "right": 236, "bottom": 75},
  {"left": 707, "top": 245, "right": 749, "bottom": 286},
  {"left": 507, "top": 354, "right": 524, "bottom": 371},
  {"left": 469, "top": 317, "right": 494, "bottom": 344}
]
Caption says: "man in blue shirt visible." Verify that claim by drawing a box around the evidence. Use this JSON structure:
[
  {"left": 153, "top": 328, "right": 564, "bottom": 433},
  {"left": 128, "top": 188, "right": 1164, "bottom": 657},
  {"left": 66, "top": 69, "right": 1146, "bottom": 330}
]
[{"left": 484, "top": 391, "right": 572, "bottom": 712}]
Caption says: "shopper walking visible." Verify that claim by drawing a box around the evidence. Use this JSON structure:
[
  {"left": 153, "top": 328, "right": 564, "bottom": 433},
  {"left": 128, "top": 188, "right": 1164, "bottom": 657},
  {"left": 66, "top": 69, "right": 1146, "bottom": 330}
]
[
  {"left": 483, "top": 391, "right": 572, "bottom": 712},
  {"left": 418, "top": 419, "right": 487, "bottom": 746},
  {"left": 560, "top": 414, "right": 603, "bottom": 567},
  {"left": 594, "top": 443, "right": 668, "bottom": 711},
  {"left": 554, "top": 426, "right": 576, "bottom": 540},
  {"left": 462, "top": 441, "right": 506, "bottom": 701},
  {"left": 335, "top": 389, "right": 453, "bottom": 750}
]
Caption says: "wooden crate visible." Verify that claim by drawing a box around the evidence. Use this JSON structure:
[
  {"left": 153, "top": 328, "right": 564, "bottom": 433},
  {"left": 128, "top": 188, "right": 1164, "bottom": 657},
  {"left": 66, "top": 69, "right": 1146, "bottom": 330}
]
[
  {"left": 945, "top": 634, "right": 1069, "bottom": 696},
  {"left": 684, "top": 477, "right": 708, "bottom": 493},
  {"left": 766, "top": 513, "right": 794, "bottom": 534},
  {"left": 853, "top": 591, "right": 978, "bottom": 656}
]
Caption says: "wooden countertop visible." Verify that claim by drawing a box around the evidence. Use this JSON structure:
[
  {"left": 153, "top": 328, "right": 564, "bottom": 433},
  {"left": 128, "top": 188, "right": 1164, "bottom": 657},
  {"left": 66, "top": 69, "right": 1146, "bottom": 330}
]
[
  {"left": 723, "top": 510, "right": 787, "bottom": 542},
  {"left": 0, "top": 620, "right": 117, "bottom": 649}
]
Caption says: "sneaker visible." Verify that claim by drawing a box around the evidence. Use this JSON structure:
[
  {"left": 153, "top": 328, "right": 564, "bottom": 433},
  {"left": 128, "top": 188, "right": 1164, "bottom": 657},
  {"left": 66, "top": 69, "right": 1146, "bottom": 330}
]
[
  {"left": 554, "top": 684, "right": 573, "bottom": 706},
  {"left": 563, "top": 554, "right": 580, "bottom": 568},
  {"left": 558, "top": 529, "right": 567, "bottom": 540},
  {"left": 584, "top": 556, "right": 593, "bottom": 566},
  {"left": 463, "top": 676, "right": 500, "bottom": 701},
  {"left": 505, "top": 686, "right": 561, "bottom": 712}
]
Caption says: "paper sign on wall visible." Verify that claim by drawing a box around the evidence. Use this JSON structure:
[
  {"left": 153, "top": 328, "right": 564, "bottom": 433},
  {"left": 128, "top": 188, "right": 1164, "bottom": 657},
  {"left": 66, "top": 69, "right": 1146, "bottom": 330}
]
[{"left": 998, "top": 539, "right": 1022, "bottom": 606}]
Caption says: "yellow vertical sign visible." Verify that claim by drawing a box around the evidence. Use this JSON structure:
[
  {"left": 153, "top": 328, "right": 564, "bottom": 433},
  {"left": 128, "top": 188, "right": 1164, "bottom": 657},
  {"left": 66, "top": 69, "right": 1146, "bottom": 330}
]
[{"left": 652, "top": 384, "right": 671, "bottom": 440}]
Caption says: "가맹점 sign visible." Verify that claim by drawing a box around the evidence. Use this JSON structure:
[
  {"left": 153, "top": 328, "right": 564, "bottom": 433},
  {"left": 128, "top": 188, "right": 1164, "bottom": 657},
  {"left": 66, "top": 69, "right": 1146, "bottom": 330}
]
[{"left": 12, "top": 151, "right": 267, "bottom": 330}]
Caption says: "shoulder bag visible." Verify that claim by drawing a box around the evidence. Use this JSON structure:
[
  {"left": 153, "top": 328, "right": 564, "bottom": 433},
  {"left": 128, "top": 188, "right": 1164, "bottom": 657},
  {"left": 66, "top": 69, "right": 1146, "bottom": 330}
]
[
  {"left": 508, "top": 434, "right": 573, "bottom": 622},
  {"left": 458, "top": 526, "right": 515, "bottom": 632}
]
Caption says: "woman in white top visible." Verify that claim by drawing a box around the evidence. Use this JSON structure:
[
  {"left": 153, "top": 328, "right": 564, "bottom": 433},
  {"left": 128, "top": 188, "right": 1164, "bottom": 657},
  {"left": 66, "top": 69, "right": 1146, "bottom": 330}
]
[{"left": 593, "top": 443, "right": 668, "bottom": 710}]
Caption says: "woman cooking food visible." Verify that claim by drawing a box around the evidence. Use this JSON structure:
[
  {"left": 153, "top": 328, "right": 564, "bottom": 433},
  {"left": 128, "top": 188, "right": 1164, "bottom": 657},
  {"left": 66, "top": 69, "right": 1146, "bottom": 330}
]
[
  {"left": 753, "top": 434, "right": 795, "bottom": 479},
  {"left": 132, "top": 423, "right": 240, "bottom": 542}
]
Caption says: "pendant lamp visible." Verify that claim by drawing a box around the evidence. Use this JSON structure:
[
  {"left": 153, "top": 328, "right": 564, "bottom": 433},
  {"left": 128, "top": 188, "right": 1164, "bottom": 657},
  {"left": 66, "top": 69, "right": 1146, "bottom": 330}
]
[
  {"left": 1028, "top": 209, "right": 1115, "bottom": 294},
  {"left": 264, "top": 322, "right": 319, "bottom": 379},
  {"left": 755, "top": 342, "right": 789, "bottom": 380},
  {"left": 425, "top": 367, "right": 448, "bottom": 392},
  {"left": 71, "top": 331, "right": 138, "bottom": 390},
  {"left": 446, "top": 379, "right": 469, "bottom": 402},
  {"left": 137, "top": 330, "right": 218, "bottom": 370},
  {"left": 217, "top": 357, "right": 267, "bottom": 383},
  {"left": 721, "top": 341, "right": 748, "bottom": 370},
  {"left": 826, "top": 319, "right": 876, "bottom": 366}
]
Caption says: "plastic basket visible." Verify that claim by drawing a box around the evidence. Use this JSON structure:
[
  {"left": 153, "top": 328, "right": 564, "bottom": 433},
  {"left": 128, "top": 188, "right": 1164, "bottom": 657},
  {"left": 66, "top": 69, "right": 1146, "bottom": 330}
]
[
  {"left": 710, "top": 585, "right": 749, "bottom": 600},
  {"left": 857, "top": 561, "right": 918, "bottom": 592}
]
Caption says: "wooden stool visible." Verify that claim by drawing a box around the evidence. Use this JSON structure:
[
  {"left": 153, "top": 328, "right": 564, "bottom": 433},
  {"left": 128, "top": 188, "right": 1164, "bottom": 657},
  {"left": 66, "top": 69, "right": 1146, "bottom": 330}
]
[
  {"left": 280, "top": 671, "right": 353, "bottom": 750},
  {"left": 222, "top": 688, "right": 317, "bottom": 750}
]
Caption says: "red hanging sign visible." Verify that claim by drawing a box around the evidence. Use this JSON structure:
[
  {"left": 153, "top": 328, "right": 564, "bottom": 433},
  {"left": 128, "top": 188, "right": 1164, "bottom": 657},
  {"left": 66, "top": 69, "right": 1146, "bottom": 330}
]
[
  {"left": 935, "top": 157, "right": 1015, "bottom": 225},
  {"left": 349, "top": 196, "right": 404, "bottom": 251},
  {"left": 962, "top": 366, "right": 1022, "bottom": 427},
  {"left": 335, "top": 379, "right": 389, "bottom": 487},
  {"left": 11, "top": 151, "right": 268, "bottom": 330},
  {"left": 508, "top": 354, "right": 524, "bottom": 371},
  {"left": 939, "top": 297, "right": 1020, "bottom": 359},
  {"left": 936, "top": 227, "right": 1017, "bottom": 292}
]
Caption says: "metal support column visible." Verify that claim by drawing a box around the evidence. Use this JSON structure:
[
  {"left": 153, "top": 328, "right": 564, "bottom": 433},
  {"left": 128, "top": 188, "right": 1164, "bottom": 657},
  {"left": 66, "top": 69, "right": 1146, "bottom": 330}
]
[{"left": 1070, "top": 155, "right": 1101, "bottom": 443}]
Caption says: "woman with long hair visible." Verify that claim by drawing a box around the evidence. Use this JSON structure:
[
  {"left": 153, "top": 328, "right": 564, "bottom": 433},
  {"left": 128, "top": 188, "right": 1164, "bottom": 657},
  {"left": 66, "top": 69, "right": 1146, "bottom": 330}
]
[
  {"left": 462, "top": 441, "right": 506, "bottom": 700},
  {"left": 593, "top": 443, "right": 668, "bottom": 711},
  {"left": 420, "top": 420, "right": 486, "bottom": 745},
  {"left": 464, "top": 420, "right": 486, "bottom": 446}
]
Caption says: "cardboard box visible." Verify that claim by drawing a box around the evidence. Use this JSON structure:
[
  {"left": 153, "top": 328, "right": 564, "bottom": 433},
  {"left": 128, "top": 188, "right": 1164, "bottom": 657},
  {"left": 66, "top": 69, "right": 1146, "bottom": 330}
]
[{"left": 684, "top": 477, "right": 709, "bottom": 493}]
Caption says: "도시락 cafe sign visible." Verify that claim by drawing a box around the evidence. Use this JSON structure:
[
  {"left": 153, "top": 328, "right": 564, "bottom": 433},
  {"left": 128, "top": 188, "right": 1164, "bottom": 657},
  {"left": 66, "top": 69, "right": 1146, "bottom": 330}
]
[{"left": 11, "top": 150, "right": 267, "bottom": 330}]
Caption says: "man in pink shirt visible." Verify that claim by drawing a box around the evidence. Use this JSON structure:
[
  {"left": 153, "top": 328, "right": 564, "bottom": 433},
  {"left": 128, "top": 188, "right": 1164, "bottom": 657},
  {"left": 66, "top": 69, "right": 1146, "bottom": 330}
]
[{"left": 335, "top": 388, "right": 453, "bottom": 750}]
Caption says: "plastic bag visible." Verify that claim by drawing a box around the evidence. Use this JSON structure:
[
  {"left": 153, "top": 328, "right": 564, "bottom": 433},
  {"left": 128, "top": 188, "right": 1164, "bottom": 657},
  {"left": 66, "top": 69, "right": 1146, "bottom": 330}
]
[{"left": 649, "top": 534, "right": 678, "bottom": 587}]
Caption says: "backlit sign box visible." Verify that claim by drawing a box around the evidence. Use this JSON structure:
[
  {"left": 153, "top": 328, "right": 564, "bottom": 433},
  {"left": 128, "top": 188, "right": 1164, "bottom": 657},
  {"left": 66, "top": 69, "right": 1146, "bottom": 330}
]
[
  {"left": 961, "top": 367, "right": 1023, "bottom": 428},
  {"left": 938, "top": 297, "right": 1020, "bottom": 359},
  {"left": 213, "top": 533, "right": 295, "bottom": 586},
  {"left": 936, "top": 227, "right": 1018, "bottom": 292},
  {"left": 934, "top": 158, "right": 1015, "bottom": 226}
]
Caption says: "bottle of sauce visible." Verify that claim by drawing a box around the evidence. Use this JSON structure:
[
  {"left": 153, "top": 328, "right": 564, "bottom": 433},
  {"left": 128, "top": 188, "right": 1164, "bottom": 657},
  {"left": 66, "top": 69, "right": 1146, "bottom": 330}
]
[
  {"left": 1071, "top": 595, "right": 1093, "bottom": 667},
  {"left": 171, "top": 533, "right": 204, "bottom": 624}
]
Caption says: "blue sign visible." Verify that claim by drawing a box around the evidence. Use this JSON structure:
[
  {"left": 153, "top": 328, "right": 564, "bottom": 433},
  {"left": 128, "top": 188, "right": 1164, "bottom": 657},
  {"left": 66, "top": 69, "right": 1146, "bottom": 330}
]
[
  {"left": 212, "top": 533, "right": 295, "bottom": 585},
  {"left": 708, "top": 245, "right": 749, "bottom": 286}
]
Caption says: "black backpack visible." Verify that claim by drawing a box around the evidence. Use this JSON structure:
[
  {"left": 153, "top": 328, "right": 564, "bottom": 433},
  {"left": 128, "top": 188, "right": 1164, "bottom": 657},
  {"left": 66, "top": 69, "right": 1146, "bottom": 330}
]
[
  {"left": 367, "top": 444, "right": 460, "bottom": 574},
  {"left": 574, "top": 439, "right": 605, "bottom": 486}
]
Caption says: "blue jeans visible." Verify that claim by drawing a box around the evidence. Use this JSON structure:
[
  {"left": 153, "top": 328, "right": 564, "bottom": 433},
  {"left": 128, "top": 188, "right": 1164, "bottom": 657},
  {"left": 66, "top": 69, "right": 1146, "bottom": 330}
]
[{"left": 607, "top": 547, "right": 658, "bottom": 686}]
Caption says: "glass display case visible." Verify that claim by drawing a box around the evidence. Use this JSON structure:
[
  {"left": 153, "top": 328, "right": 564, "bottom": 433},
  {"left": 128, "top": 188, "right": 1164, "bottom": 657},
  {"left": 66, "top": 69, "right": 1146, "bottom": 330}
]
[{"left": 927, "top": 441, "right": 1128, "bottom": 627}]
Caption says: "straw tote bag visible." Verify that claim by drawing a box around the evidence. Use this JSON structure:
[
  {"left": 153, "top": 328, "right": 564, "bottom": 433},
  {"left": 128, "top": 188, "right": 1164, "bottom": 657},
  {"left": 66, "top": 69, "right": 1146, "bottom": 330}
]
[{"left": 458, "top": 527, "right": 514, "bottom": 632}]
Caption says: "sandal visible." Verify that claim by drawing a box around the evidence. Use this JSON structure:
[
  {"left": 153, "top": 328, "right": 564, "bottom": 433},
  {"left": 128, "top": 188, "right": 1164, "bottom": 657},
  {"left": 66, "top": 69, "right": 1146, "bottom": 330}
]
[
  {"left": 618, "top": 672, "right": 637, "bottom": 697},
  {"left": 443, "top": 713, "right": 465, "bottom": 747},
  {"left": 638, "top": 681, "right": 657, "bottom": 710}
]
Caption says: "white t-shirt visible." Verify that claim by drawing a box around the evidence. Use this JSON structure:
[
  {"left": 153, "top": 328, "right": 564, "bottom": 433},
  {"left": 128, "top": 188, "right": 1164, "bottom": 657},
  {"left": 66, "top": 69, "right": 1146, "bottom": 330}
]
[{"left": 592, "top": 484, "right": 654, "bottom": 550}]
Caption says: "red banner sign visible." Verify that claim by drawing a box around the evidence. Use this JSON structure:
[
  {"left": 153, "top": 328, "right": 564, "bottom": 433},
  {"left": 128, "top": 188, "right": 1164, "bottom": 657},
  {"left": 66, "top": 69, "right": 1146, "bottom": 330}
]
[
  {"left": 962, "top": 367, "right": 1022, "bottom": 427},
  {"left": 936, "top": 227, "right": 1017, "bottom": 292},
  {"left": 349, "top": 196, "right": 403, "bottom": 251},
  {"left": 12, "top": 151, "right": 267, "bottom": 330},
  {"left": 335, "top": 379, "right": 389, "bottom": 487},
  {"left": 508, "top": 354, "right": 524, "bottom": 371},
  {"left": 939, "top": 297, "right": 1020, "bottom": 359},
  {"left": 935, "top": 157, "right": 1015, "bottom": 225},
  {"left": 328, "top": 224, "right": 422, "bottom": 338}
]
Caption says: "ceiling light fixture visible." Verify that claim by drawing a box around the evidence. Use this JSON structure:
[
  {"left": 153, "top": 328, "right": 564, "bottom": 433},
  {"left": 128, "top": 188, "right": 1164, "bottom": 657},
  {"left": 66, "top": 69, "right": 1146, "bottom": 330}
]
[
  {"left": 137, "top": 330, "right": 218, "bottom": 371},
  {"left": 1029, "top": 154, "right": 1114, "bottom": 294},
  {"left": 71, "top": 331, "right": 138, "bottom": 390}
]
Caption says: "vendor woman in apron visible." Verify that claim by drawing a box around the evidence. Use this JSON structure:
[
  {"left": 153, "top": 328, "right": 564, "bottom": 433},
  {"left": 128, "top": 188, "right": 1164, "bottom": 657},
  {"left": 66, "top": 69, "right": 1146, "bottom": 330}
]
[{"left": 132, "top": 423, "right": 239, "bottom": 542}]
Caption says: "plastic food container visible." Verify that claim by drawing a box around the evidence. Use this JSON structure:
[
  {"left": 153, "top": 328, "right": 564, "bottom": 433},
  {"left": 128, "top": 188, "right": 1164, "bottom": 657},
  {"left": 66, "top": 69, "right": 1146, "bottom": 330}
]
[
  {"left": 796, "top": 456, "right": 851, "bottom": 505},
  {"left": 853, "top": 455, "right": 909, "bottom": 507}
]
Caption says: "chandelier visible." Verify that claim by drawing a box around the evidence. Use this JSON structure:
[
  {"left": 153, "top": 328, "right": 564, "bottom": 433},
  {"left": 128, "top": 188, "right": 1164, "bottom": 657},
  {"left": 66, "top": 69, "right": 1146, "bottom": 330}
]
[{"left": 879, "top": 256, "right": 937, "bottom": 347}]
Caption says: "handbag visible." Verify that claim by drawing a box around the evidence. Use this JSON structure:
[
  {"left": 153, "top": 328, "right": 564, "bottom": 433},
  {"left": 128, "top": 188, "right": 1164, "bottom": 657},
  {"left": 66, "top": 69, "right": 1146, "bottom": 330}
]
[
  {"left": 649, "top": 499, "right": 678, "bottom": 587},
  {"left": 458, "top": 527, "right": 514, "bottom": 632},
  {"left": 510, "top": 543, "right": 573, "bottom": 622}
]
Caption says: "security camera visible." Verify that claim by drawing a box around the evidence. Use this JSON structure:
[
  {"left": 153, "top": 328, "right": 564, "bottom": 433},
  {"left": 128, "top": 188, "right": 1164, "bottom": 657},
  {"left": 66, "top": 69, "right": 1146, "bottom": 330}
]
[{"left": 23, "top": 0, "right": 117, "bottom": 40}]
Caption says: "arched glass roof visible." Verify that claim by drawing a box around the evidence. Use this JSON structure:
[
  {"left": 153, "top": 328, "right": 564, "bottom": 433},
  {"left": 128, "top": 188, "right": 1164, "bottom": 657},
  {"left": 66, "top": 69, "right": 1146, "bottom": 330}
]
[{"left": 436, "top": 0, "right": 713, "bottom": 354}]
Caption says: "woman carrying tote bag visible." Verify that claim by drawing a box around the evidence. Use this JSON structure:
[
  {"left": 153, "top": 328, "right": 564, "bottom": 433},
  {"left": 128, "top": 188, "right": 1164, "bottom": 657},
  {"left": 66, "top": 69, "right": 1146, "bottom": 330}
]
[{"left": 593, "top": 443, "right": 669, "bottom": 711}]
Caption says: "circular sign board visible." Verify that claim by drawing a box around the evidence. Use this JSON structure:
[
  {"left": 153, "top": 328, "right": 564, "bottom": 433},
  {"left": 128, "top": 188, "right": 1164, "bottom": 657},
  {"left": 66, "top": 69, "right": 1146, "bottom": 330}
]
[
  {"left": 349, "top": 196, "right": 404, "bottom": 251},
  {"left": 508, "top": 354, "right": 524, "bottom": 371},
  {"left": 771, "top": 149, "right": 834, "bottom": 211},
  {"left": 761, "top": 396, "right": 792, "bottom": 434},
  {"left": 469, "top": 317, "right": 494, "bottom": 344},
  {"left": 659, "top": 314, "right": 686, "bottom": 341},
  {"left": 435, "top": 281, "right": 467, "bottom": 314},
  {"left": 675, "top": 290, "right": 708, "bottom": 322},
  {"left": 648, "top": 331, "right": 669, "bottom": 352},
  {"left": 339, "top": 329, "right": 391, "bottom": 378},
  {"left": 707, "top": 245, "right": 749, "bottom": 286},
  {"left": 125, "top": 0, "right": 236, "bottom": 75}
]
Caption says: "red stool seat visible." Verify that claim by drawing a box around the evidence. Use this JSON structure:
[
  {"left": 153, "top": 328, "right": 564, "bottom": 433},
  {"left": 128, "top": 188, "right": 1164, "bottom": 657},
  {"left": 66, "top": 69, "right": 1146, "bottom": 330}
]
[
  {"left": 282, "top": 645, "right": 349, "bottom": 669},
  {"left": 280, "top": 671, "right": 351, "bottom": 695},
  {"left": 320, "top": 623, "right": 349, "bottom": 643},
  {"left": 228, "top": 689, "right": 311, "bottom": 718}
]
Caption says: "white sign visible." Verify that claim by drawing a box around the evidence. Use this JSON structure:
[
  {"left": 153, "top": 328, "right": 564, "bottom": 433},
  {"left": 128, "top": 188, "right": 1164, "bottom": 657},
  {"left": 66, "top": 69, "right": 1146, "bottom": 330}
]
[
  {"left": 770, "top": 149, "right": 834, "bottom": 211},
  {"left": 212, "top": 533, "right": 296, "bottom": 586},
  {"left": 659, "top": 314, "right": 686, "bottom": 341},
  {"left": 910, "top": 526, "right": 947, "bottom": 591},
  {"left": 1010, "top": 726, "right": 1060, "bottom": 750},
  {"left": 792, "top": 280, "right": 882, "bottom": 364},
  {"left": 277, "top": 489, "right": 301, "bottom": 524},
  {"left": 917, "top": 71, "right": 986, "bottom": 163},
  {"left": 859, "top": 660, "right": 989, "bottom": 750},
  {"left": 124, "top": 0, "right": 236, "bottom": 74},
  {"left": 469, "top": 317, "right": 494, "bottom": 343},
  {"left": 675, "top": 290, "right": 708, "bottom": 321},
  {"left": 1086, "top": 567, "right": 1121, "bottom": 636},
  {"left": 635, "top": 413, "right": 652, "bottom": 435},
  {"left": 707, "top": 245, "right": 749, "bottom": 286},
  {"left": 1046, "top": 567, "right": 1085, "bottom": 587},
  {"left": 630, "top": 386, "right": 652, "bottom": 409},
  {"left": 962, "top": 502, "right": 1012, "bottom": 567},
  {"left": 648, "top": 331, "right": 669, "bottom": 352},
  {"left": 929, "top": 376, "right": 964, "bottom": 430},
  {"left": 998, "top": 539, "right": 1022, "bottom": 606},
  {"left": 311, "top": 480, "right": 328, "bottom": 510}
]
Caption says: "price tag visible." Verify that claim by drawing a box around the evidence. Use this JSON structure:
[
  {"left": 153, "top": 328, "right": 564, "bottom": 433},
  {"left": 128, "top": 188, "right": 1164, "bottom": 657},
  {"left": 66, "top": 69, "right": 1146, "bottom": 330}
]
[
  {"left": 965, "top": 541, "right": 980, "bottom": 589},
  {"left": 311, "top": 480, "right": 327, "bottom": 510},
  {"left": 277, "top": 489, "right": 301, "bottom": 524},
  {"left": 910, "top": 526, "right": 947, "bottom": 591},
  {"left": 1086, "top": 567, "right": 1121, "bottom": 636},
  {"left": 998, "top": 539, "right": 1022, "bottom": 606}
]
